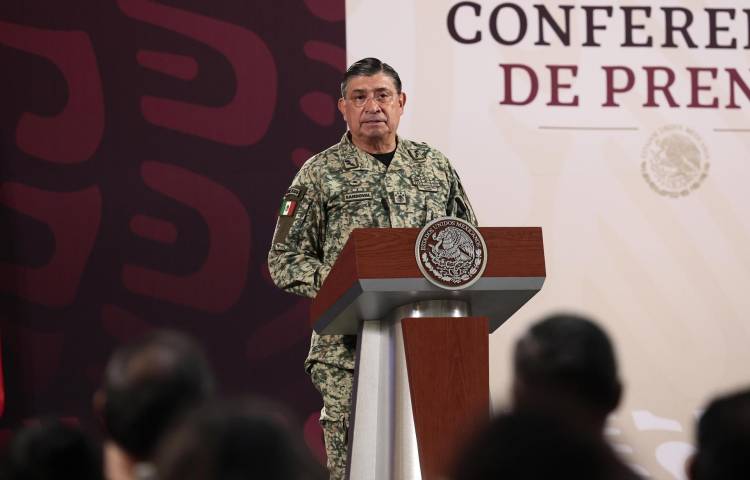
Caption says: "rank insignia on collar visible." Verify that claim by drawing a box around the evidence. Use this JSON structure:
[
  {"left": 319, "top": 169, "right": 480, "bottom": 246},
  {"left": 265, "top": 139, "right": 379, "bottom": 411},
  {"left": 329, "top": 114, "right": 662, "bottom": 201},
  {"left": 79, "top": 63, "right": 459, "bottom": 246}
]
[
  {"left": 408, "top": 144, "right": 431, "bottom": 161},
  {"left": 343, "top": 156, "right": 359, "bottom": 169},
  {"left": 393, "top": 191, "right": 407, "bottom": 204}
]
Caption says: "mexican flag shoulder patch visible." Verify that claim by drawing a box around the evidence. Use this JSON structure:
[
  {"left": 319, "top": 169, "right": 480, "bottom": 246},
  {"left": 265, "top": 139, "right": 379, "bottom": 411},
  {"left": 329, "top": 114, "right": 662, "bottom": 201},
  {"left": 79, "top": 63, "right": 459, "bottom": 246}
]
[
  {"left": 280, "top": 199, "right": 297, "bottom": 216},
  {"left": 272, "top": 184, "right": 308, "bottom": 245}
]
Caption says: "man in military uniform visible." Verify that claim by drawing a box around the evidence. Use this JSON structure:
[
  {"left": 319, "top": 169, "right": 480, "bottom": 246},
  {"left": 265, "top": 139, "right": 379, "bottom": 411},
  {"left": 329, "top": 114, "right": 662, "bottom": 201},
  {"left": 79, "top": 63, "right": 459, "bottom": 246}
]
[{"left": 268, "top": 57, "right": 477, "bottom": 479}]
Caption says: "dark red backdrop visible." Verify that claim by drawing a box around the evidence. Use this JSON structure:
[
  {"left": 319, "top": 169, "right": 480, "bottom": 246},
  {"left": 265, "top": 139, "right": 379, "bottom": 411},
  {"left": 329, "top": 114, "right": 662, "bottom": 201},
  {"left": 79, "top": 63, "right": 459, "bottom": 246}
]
[{"left": 0, "top": 0, "right": 346, "bottom": 458}]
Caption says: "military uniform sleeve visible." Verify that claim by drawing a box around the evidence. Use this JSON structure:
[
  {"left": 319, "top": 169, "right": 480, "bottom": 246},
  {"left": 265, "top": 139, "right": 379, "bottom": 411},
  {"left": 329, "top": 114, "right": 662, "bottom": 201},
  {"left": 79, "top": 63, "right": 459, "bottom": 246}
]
[
  {"left": 442, "top": 154, "right": 479, "bottom": 226},
  {"left": 267, "top": 162, "right": 331, "bottom": 298}
]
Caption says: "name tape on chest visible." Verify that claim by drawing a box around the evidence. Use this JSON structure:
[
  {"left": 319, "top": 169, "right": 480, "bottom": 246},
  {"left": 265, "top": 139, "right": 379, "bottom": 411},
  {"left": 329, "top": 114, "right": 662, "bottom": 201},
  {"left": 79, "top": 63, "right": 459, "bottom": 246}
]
[{"left": 344, "top": 191, "right": 373, "bottom": 202}]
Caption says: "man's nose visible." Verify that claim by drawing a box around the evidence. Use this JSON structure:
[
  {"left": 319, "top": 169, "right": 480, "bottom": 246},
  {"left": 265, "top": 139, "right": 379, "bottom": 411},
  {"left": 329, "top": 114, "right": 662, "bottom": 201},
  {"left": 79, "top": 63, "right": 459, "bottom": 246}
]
[{"left": 363, "top": 96, "right": 382, "bottom": 112}]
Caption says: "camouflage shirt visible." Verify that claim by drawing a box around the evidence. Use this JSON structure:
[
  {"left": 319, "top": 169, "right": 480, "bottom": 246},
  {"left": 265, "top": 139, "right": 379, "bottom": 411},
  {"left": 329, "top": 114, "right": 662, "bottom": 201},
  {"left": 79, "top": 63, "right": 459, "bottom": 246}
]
[{"left": 268, "top": 133, "right": 478, "bottom": 370}]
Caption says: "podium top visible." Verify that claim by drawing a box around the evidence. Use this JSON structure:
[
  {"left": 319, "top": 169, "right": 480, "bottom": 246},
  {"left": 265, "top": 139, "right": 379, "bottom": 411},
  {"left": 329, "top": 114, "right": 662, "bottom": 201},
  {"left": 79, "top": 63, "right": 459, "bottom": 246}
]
[{"left": 311, "top": 227, "right": 545, "bottom": 334}]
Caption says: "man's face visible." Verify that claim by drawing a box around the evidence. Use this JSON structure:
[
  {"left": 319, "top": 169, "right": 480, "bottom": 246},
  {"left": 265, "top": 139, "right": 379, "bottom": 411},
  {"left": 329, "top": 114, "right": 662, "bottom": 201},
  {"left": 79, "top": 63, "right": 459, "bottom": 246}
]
[{"left": 338, "top": 72, "right": 406, "bottom": 149}]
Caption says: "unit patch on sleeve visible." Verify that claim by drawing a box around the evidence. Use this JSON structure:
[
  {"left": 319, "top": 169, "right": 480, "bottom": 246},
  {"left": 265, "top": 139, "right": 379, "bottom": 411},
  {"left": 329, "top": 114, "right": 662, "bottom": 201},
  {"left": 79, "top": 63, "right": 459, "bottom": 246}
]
[
  {"left": 272, "top": 185, "right": 308, "bottom": 245},
  {"left": 287, "top": 186, "right": 303, "bottom": 198}
]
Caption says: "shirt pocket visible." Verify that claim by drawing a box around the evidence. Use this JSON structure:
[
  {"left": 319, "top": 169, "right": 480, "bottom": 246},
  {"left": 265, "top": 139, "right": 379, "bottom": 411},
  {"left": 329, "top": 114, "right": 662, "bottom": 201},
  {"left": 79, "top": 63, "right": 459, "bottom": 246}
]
[
  {"left": 411, "top": 167, "right": 449, "bottom": 222},
  {"left": 423, "top": 189, "right": 450, "bottom": 222}
]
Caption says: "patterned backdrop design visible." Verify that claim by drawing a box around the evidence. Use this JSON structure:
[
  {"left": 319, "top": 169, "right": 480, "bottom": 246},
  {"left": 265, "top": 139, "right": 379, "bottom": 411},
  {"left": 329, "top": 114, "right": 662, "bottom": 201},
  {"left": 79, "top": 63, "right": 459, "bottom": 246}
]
[{"left": 0, "top": 0, "right": 346, "bottom": 459}]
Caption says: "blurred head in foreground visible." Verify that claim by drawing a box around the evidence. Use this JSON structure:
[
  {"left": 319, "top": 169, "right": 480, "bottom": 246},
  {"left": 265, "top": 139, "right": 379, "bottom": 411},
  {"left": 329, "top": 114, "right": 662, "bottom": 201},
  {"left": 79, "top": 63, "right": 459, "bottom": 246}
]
[
  {"left": 512, "top": 313, "right": 622, "bottom": 433},
  {"left": 94, "top": 330, "right": 215, "bottom": 479},
  {"left": 2, "top": 419, "right": 103, "bottom": 480},
  {"left": 155, "top": 398, "right": 326, "bottom": 480},
  {"left": 688, "top": 387, "right": 750, "bottom": 480},
  {"left": 452, "top": 410, "right": 633, "bottom": 480}
]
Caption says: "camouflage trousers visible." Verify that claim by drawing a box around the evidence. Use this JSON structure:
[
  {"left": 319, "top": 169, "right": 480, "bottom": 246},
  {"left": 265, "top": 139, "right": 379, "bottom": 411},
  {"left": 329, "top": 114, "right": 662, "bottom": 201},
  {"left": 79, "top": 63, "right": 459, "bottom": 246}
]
[{"left": 310, "top": 362, "right": 354, "bottom": 480}]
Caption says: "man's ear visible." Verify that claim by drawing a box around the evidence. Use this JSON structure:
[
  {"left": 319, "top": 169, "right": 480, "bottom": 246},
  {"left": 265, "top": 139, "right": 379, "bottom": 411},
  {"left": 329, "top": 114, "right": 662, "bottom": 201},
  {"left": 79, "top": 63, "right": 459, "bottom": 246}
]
[
  {"left": 399, "top": 91, "right": 407, "bottom": 109},
  {"left": 338, "top": 97, "right": 347, "bottom": 120}
]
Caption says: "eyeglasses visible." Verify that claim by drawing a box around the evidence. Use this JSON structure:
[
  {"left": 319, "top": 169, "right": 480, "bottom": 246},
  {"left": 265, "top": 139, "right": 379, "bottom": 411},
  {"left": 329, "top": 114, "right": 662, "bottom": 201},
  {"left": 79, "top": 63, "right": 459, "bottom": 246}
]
[{"left": 346, "top": 90, "right": 396, "bottom": 108}]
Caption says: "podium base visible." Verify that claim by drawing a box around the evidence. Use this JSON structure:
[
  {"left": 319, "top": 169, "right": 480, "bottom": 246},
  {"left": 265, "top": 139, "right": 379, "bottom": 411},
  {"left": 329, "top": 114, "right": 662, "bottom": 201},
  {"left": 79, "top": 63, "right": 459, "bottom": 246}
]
[{"left": 347, "top": 300, "right": 473, "bottom": 480}]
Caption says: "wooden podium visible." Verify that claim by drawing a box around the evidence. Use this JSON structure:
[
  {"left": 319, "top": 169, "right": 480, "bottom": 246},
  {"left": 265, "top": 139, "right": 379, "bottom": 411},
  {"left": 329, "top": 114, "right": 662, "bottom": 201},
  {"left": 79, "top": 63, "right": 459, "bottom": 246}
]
[{"left": 310, "top": 227, "right": 545, "bottom": 480}]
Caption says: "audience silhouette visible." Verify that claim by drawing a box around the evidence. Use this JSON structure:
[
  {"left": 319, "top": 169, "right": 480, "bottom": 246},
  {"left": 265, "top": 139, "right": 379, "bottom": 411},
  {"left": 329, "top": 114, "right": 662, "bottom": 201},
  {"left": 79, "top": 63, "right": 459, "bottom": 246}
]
[
  {"left": 688, "top": 387, "right": 750, "bottom": 480},
  {"left": 93, "top": 330, "right": 215, "bottom": 480},
  {"left": 154, "top": 398, "right": 326, "bottom": 480},
  {"left": 512, "top": 313, "right": 623, "bottom": 435},
  {"left": 452, "top": 409, "right": 630, "bottom": 480},
  {"left": 1, "top": 419, "right": 103, "bottom": 480},
  {"left": 1, "top": 319, "right": 747, "bottom": 480},
  {"left": 453, "top": 313, "right": 640, "bottom": 480}
]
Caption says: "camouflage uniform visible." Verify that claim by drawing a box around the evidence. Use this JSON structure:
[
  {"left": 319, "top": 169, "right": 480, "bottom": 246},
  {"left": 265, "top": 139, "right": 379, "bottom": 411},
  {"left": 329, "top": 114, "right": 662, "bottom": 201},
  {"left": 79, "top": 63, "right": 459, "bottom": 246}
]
[{"left": 268, "top": 132, "right": 477, "bottom": 479}]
